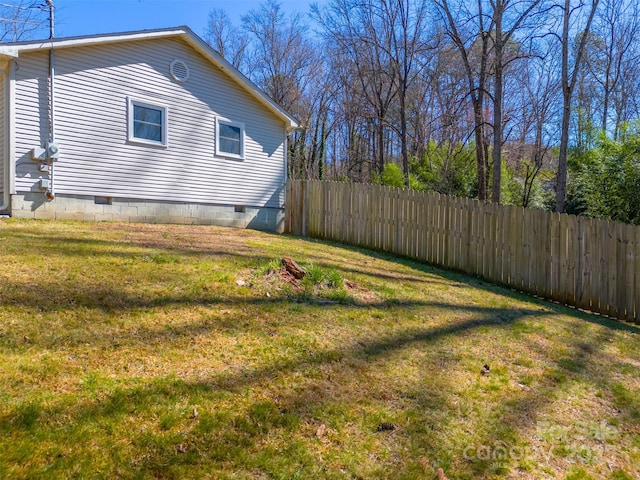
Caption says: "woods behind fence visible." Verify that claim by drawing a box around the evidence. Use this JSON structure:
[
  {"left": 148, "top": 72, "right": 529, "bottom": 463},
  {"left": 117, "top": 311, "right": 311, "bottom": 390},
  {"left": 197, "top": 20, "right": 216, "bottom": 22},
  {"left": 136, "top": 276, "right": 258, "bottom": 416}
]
[{"left": 286, "top": 180, "right": 640, "bottom": 324}]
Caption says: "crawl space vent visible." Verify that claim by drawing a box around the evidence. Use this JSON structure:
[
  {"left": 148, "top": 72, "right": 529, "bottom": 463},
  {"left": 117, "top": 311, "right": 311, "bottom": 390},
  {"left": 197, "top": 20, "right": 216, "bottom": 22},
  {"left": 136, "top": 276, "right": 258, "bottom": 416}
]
[{"left": 169, "top": 59, "right": 190, "bottom": 82}]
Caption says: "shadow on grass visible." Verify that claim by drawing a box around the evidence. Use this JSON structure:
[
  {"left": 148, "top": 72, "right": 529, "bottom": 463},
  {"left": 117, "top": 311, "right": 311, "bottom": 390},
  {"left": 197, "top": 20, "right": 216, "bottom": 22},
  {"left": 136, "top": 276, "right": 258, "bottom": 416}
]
[
  {"left": 466, "top": 320, "right": 640, "bottom": 478},
  {"left": 0, "top": 268, "right": 561, "bottom": 350},
  {"left": 4, "top": 231, "right": 270, "bottom": 262},
  {"left": 1, "top": 223, "right": 638, "bottom": 478},
  {"left": 295, "top": 235, "right": 640, "bottom": 335},
  {"left": 0, "top": 302, "right": 544, "bottom": 478},
  {"left": 4, "top": 295, "right": 637, "bottom": 477}
]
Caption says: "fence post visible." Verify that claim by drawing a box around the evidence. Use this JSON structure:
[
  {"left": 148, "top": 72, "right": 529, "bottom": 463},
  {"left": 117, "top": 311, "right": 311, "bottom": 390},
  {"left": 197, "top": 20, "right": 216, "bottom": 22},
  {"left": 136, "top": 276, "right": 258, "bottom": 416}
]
[{"left": 284, "top": 180, "right": 292, "bottom": 234}]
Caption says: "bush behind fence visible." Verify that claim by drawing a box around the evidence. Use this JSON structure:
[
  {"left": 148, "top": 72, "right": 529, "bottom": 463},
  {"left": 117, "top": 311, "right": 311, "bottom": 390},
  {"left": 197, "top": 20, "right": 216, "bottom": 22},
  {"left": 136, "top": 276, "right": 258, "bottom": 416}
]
[{"left": 285, "top": 180, "right": 640, "bottom": 324}]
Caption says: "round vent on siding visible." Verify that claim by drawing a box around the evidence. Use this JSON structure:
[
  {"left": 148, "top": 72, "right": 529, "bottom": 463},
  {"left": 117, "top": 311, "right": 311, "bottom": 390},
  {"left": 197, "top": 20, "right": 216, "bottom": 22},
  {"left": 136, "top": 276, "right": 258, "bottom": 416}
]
[{"left": 169, "top": 59, "right": 190, "bottom": 82}]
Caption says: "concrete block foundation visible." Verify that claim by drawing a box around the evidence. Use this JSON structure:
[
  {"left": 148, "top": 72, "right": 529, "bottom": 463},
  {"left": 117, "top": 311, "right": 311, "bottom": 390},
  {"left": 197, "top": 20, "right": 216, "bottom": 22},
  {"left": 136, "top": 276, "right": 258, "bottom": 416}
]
[{"left": 10, "top": 193, "right": 284, "bottom": 232}]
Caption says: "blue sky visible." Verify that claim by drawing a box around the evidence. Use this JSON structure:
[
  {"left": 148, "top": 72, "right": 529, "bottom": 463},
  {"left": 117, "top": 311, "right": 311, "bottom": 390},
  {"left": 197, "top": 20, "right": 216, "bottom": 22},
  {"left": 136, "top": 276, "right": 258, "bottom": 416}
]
[{"left": 51, "top": 0, "right": 317, "bottom": 39}]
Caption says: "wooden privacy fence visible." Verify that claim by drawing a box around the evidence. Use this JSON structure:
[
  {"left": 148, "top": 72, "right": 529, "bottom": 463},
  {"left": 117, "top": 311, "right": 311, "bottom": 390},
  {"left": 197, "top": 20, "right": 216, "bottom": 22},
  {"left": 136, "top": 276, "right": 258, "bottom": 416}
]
[{"left": 285, "top": 179, "right": 640, "bottom": 324}]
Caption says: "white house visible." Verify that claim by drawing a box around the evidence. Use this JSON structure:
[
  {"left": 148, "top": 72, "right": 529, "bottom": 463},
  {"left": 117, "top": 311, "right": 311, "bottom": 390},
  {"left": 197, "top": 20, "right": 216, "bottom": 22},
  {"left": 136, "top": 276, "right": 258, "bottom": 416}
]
[{"left": 0, "top": 27, "right": 298, "bottom": 232}]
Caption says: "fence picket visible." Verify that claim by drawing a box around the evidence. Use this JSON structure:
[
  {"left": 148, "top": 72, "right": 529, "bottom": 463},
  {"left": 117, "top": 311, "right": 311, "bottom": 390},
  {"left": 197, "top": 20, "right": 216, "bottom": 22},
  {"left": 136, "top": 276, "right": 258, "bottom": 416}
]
[
  {"left": 615, "top": 221, "right": 625, "bottom": 319},
  {"left": 432, "top": 193, "right": 440, "bottom": 265},
  {"left": 549, "top": 212, "right": 560, "bottom": 301},
  {"left": 481, "top": 201, "right": 490, "bottom": 279},
  {"left": 607, "top": 221, "right": 618, "bottom": 318},
  {"left": 478, "top": 201, "right": 487, "bottom": 279},
  {"left": 529, "top": 209, "right": 538, "bottom": 294},
  {"left": 599, "top": 220, "right": 612, "bottom": 317},
  {"left": 465, "top": 199, "right": 476, "bottom": 275},
  {"left": 522, "top": 208, "right": 533, "bottom": 292},
  {"left": 541, "top": 210, "right": 552, "bottom": 299},
  {"left": 421, "top": 192, "right": 428, "bottom": 262},
  {"left": 536, "top": 209, "right": 547, "bottom": 296},
  {"left": 590, "top": 218, "right": 602, "bottom": 314},
  {"left": 410, "top": 190, "right": 417, "bottom": 258},
  {"left": 568, "top": 215, "right": 578, "bottom": 306},
  {"left": 624, "top": 223, "right": 635, "bottom": 321},
  {"left": 506, "top": 206, "right": 515, "bottom": 286},
  {"left": 449, "top": 197, "right": 457, "bottom": 269},
  {"left": 497, "top": 205, "right": 508, "bottom": 285},
  {"left": 575, "top": 216, "right": 589, "bottom": 311},
  {"left": 425, "top": 193, "right": 433, "bottom": 264},
  {"left": 468, "top": 199, "right": 477, "bottom": 275}
]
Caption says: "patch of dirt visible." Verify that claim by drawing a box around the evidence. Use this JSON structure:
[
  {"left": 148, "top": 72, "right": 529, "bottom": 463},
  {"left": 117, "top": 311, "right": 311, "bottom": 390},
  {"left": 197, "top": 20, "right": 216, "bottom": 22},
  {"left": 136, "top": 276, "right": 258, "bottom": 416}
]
[
  {"left": 93, "top": 222, "right": 259, "bottom": 257},
  {"left": 344, "top": 279, "right": 380, "bottom": 304},
  {"left": 257, "top": 263, "right": 381, "bottom": 304}
]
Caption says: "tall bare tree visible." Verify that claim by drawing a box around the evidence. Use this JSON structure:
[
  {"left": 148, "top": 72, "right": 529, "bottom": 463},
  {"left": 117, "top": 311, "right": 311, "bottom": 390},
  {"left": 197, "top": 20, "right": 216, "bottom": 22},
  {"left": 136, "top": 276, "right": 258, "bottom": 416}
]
[
  {"left": 313, "top": 0, "right": 399, "bottom": 175},
  {"left": 436, "top": 0, "right": 492, "bottom": 201},
  {"left": 382, "top": 0, "right": 431, "bottom": 186},
  {"left": 510, "top": 43, "right": 559, "bottom": 207},
  {"left": 584, "top": 0, "right": 640, "bottom": 136},
  {"left": 555, "top": 0, "right": 599, "bottom": 213},
  {"left": 241, "top": 0, "right": 321, "bottom": 178},
  {"left": 612, "top": 51, "right": 640, "bottom": 138},
  {"left": 203, "top": 8, "right": 248, "bottom": 69},
  {"left": 489, "top": 0, "right": 545, "bottom": 203},
  {"left": 242, "top": 0, "right": 316, "bottom": 116}
]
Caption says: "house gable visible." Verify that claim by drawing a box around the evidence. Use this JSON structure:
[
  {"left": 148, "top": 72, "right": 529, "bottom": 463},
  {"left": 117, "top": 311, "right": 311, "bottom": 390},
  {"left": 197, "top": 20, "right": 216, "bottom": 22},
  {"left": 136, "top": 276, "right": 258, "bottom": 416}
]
[{"left": 0, "top": 27, "right": 298, "bottom": 130}]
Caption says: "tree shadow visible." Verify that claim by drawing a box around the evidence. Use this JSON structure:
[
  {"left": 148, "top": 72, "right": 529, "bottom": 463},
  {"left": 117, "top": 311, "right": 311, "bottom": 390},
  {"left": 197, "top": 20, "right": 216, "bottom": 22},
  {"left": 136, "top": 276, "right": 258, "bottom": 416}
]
[
  {"left": 292, "top": 235, "right": 640, "bottom": 333},
  {"left": 1, "top": 302, "right": 546, "bottom": 477},
  {"left": 457, "top": 313, "right": 640, "bottom": 477},
  {"left": 1, "top": 223, "right": 639, "bottom": 478}
]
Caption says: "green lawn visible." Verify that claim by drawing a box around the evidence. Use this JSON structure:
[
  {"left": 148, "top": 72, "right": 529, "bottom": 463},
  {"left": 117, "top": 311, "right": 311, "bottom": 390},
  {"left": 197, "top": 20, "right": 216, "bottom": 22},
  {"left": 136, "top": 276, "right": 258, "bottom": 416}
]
[{"left": 0, "top": 219, "right": 638, "bottom": 479}]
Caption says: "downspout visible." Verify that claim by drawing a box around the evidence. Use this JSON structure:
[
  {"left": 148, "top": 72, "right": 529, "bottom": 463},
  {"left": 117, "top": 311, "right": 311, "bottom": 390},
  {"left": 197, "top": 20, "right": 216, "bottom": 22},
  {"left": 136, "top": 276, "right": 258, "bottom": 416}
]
[
  {"left": 45, "top": 0, "right": 56, "bottom": 200},
  {"left": 283, "top": 125, "right": 288, "bottom": 198},
  {"left": 0, "top": 66, "right": 9, "bottom": 211}
]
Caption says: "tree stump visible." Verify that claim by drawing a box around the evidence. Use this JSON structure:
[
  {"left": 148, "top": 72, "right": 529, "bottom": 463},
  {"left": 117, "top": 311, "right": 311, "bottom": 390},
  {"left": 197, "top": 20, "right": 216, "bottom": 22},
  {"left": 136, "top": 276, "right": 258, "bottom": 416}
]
[{"left": 282, "top": 257, "right": 306, "bottom": 279}]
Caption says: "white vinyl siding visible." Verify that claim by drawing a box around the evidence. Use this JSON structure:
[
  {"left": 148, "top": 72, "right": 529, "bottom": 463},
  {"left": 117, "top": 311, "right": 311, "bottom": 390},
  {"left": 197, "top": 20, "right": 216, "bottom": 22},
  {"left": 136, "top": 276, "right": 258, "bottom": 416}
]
[{"left": 13, "top": 38, "right": 287, "bottom": 208}]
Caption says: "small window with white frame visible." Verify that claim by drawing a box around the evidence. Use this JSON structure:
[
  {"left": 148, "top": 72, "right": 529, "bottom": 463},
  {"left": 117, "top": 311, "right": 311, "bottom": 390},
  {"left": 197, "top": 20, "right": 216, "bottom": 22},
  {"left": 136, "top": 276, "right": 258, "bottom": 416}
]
[
  {"left": 128, "top": 98, "right": 168, "bottom": 147},
  {"left": 216, "top": 117, "right": 244, "bottom": 159}
]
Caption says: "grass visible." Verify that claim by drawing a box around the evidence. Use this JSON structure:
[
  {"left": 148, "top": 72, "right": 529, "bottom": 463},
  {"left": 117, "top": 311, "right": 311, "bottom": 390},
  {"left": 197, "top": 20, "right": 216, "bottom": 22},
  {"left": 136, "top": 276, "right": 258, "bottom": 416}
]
[{"left": 0, "top": 219, "right": 639, "bottom": 479}]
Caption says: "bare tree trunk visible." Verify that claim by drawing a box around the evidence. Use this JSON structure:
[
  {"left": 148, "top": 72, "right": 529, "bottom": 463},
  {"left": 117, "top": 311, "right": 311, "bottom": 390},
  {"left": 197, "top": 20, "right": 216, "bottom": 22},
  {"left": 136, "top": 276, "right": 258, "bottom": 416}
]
[
  {"left": 490, "top": 0, "right": 544, "bottom": 203},
  {"left": 556, "top": 0, "right": 599, "bottom": 213},
  {"left": 556, "top": 90, "right": 571, "bottom": 211},
  {"left": 400, "top": 93, "right": 410, "bottom": 187},
  {"left": 438, "top": 0, "right": 490, "bottom": 201},
  {"left": 474, "top": 101, "right": 488, "bottom": 201},
  {"left": 319, "top": 118, "right": 327, "bottom": 179},
  {"left": 492, "top": 2, "right": 504, "bottom": 203},
  {"left": 378, "top": 121, "right": 385, "bottom": 173},
  {"left": 602, "top": 63, "right": 611, "bottom": 133}
]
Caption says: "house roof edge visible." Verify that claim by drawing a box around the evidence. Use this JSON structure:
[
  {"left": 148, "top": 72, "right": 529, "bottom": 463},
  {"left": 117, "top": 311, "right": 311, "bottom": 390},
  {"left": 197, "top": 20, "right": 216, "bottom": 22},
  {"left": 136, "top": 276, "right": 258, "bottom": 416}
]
[{"left": 0, "top": 26, "right": 300, "bottom": 129}]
